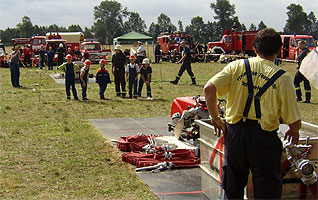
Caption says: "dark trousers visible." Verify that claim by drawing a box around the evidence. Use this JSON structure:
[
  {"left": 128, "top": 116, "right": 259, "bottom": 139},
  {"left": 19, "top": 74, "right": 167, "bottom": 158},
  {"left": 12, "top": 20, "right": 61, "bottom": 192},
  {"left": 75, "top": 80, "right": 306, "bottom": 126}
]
[
  {"left": 58, "top": 55, "right": 64, "bottom": 66},
  {"left": 155, "top": 53, "right": 161, "bottom": 63},
  {"left": 138, "top": 77, "right": 152, "bottom": 98},
  {"left": 223, "top": 120, "right": 282, "bottom": 199},
  {"left": 114, "top": 69, "right": 126, "bottom": 96},
  {"left": 39, "top": 58, "right": 45, "bottom": 69},
  {"left": 24, "top": 55, "right": 31, "bottom": 66},
  {"left": 9, "top": 63, "right": 20, "bottom": 87},
  {"left": 137, "top": 56, "right": 144, "bottom": 65},
  {"left": 294, "top": 71, "right": 311, "bottom": 100},
  {"left": 65, "top": 78, "right": 77, "bottom": 98},
  {"left": 129, "top": 79, "right": 138, "bottom": 97},
  {"left": 99, "top": 84, "right": 107, "bottom": 99},
  {"left": 80, "top": 80, "right": 87, "bottom": 99},
  {"left": 48, "top": 60, "right": 54, "bottom": 70},
  {"left": 177, "top": 61, "right": 195, "bottom": 78}
]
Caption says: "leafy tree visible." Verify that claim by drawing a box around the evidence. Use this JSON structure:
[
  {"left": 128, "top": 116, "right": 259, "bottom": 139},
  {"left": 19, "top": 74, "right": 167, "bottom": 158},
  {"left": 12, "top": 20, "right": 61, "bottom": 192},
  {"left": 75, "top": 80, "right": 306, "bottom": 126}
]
[
  {"left": 16, "top": 16, "right": 33, "bottom": 38},
  {"left": 123, "top": 12, "right": 147, "bottom": 34},
  {"left": 47, "top": 24, "right": 67, "bottom": 32},
  {"left": 185, "top": 16, "right": 206, "bottom": 42},
  {"left": 33, "top": 25, "right": 48, "bottom": 36},
  {"left": 306, "top": 11, "right": 317, "bottom": 38},
  {"left": 148, "top": 22, "right": 160, "bottom": 40},
  {"left": 178, "top": 20, "right": 184, "bottom": 32},
  {"left": 205, "top": 21, "right": 219, "bottom": 42},
  {"left": 83, "top": 27, "right": 94, "bottom": 39},
  {"left": 284, "top": 4, "right": 310, "bottom": 34},
  {"left": 0, "top": 27, "right": 20, "bottom": 45},
  {"left": 210, "top": 0, "right": 236, "bottom": 32},
  {"left": 258, "top": 21, "right": 267, "bottom": 30},
  {"left": 157, "top": 13, "right": 177, "bottom": 33},
  {"left": 93, "top": 0, "right": 128, "bottom": 44},
  {"left": 68, "top": 24, "right": 83, "bottom": 32},
  {"left": 249, "top": 23, "right": 257, "bottom": 31}
]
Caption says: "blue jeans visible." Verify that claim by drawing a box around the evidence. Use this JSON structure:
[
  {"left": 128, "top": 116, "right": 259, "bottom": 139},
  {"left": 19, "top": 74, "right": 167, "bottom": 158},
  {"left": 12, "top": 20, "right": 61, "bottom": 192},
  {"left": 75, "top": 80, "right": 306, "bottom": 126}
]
[
  {"left": 80, "top": 80, "right": 88, "bottom": 99},
  {"left": 10, "top": 62, "right": 20, "bottom": 87},
  {"left": 99, "top": 84, "right": 107, "bottom": 99},
  {"left": 138, "top": 77, "right": 152, "bottom": 98},
  {"left": 128, "top": 79, "right": 138, "bottom": 97},
  {"left": 39, "top": 59, "right": 45, "bottom": 69},
  {"left": 65, "top": 78, "right": 77, "bottom": 98}
]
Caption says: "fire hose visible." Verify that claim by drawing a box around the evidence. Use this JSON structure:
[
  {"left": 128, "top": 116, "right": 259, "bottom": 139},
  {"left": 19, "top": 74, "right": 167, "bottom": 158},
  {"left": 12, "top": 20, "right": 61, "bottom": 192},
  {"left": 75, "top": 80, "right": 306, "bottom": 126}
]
[{"left": 284, "top": 136, "right": 318, "bottom": 199}]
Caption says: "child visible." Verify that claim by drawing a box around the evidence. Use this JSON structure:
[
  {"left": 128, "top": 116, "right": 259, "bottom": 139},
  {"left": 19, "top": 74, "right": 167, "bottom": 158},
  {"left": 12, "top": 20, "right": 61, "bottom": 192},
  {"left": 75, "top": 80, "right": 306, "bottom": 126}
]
[
  {"left": 47, "top": 46, "right": 55, "bottom": 70},
  {"left": 38, "top": 45, "right": 46, "bottom": 70},
  {"left": 138, "top": 58, "right": 152, "bottom": 100},
  {"left": 32, "top": 55, "right": 39, "bottom": 68},
  {"left": 125, "top": 55, "right": 140, "bottom": 98},
  {"left": 80, "top": 59, "right": 91, "bottom": 100},
  {"left": 58, "top": 54, "right": 79, "bottom": 100},
  {"left": 96, "top": 59, "right": 111, "bottom": 100}
]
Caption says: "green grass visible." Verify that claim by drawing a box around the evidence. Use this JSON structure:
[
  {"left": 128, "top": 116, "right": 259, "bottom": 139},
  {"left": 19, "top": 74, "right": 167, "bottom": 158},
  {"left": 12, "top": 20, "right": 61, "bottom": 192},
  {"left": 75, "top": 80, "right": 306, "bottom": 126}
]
[{"left": 0, "top": 60, "right": 317, "bottom": 199}]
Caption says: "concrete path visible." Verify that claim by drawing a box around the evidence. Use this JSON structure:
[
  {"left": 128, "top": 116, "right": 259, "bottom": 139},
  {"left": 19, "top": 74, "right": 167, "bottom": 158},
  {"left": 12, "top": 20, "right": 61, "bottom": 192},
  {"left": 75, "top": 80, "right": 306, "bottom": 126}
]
[{"left": 90, "top": 117, "right": 209, "bottom": 200}]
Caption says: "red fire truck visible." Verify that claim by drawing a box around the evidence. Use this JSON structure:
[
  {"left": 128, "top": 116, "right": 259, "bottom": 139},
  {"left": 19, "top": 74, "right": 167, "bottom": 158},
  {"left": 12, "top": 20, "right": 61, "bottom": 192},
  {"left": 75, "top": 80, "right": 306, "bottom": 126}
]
[
  {"left": 208, "top": 30, "right": 258, "bottom": 56},
  {"left": 157, "top": 31, "right": 194, "bottom": 61},
  {"left": 46, "top": 32, "right": 84, "bottom": 50},
  {"left": 280, "top": 34, "right": 316, "bottom": 61},
  {"left": 30, "top": 36, "right": 46, "bottom": 53},
  {"left": 80, "top": 39, "right": 111, "bottom": 63}
]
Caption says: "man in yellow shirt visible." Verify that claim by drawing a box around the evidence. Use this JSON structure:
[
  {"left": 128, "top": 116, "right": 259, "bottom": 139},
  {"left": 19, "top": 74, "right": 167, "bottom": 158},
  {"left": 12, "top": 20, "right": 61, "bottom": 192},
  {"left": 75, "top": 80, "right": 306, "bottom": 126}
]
[{"left": 204, "top": 28, "right": 301, "bottom": 199}]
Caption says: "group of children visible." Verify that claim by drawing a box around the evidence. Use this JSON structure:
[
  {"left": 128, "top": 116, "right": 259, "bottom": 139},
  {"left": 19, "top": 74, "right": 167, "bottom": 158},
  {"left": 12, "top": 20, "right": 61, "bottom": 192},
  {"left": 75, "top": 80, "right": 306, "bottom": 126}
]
[{"left": 58, "top": 54, "right": 152, "bottom": 101}]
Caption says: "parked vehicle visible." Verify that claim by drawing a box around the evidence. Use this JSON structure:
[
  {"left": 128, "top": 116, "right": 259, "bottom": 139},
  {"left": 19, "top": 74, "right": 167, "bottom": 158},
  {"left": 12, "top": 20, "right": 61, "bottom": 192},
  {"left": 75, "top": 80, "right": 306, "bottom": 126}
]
[
  {"left": 46, "top": 32, "right": 84, "bottom": 50},
  {"left": 208, "top": 30, "right": 258, "bottom": 56},
  {"left": 280, "top": 34, "right": 316, "bottom": 60},
  {"left": 157, "top": 31, "right": 194, "bottom": 62},
  {"left": 80, "top": 39, "right": 111, "bottom": 63},
  {"left": 30, "top": 36, "right": 46, "bottom": 54}
]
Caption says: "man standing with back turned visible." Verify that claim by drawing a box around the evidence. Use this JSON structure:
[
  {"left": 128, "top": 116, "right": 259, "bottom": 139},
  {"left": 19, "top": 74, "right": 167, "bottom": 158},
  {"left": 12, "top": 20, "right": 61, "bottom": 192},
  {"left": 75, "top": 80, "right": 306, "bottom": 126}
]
[{"left": 204, "top": 28, "right": 301, "bottom": 199}]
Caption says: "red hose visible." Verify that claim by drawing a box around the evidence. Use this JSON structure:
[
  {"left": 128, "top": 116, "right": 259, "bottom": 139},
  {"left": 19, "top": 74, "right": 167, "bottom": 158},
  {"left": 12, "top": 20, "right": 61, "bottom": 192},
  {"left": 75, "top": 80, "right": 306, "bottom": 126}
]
[{"left": 308, "top": 182, "right": 318, "bottom": 200}]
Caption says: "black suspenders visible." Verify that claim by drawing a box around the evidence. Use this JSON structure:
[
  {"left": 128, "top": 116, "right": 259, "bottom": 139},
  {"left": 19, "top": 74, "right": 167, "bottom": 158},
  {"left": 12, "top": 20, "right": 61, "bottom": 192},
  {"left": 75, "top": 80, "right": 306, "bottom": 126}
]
[{"left": 243, "top": 59, "right": 286, "bottom": 119}]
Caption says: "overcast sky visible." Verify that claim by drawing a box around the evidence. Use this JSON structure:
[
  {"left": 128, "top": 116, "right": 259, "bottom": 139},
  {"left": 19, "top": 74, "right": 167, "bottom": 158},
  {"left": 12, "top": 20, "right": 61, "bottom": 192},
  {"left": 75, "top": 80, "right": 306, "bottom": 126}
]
[{"left": 0, "top": 0, "right": 317, "bottom": 32}]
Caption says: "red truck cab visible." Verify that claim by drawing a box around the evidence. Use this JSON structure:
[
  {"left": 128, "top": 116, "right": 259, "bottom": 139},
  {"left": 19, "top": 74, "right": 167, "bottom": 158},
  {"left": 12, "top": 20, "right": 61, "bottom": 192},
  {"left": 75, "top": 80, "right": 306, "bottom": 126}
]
[
  {"left": 30, "top": 36, "right": 46, "bottom": 54},
  {"left": 280, "top": 34, "right": 316, "bottom": 60},
  {"left": 80, "top": 39, "right": 111, "bottom": 63},
  {"left": 208, "top": 30, "right": 258, "bottom": 56}
]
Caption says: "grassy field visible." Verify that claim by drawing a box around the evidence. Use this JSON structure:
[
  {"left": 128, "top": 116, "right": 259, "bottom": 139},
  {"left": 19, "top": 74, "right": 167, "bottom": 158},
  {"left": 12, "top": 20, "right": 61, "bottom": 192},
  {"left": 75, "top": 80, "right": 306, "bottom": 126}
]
[{"left": 0, "top": 58, "right": 317, "bottom": 199}]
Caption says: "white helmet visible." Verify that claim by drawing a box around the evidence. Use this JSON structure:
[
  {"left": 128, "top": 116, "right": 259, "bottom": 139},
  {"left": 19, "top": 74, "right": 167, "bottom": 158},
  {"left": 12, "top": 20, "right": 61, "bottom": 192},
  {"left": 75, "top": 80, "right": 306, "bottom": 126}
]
[
  {"left": 142, "top": 58, "right": 150, "bottom": 64},
  {"left": 171, "top": 112, "right": 181, "bottom": 125},
  {"left": 59, "top": 43, "right": 63, "bottom": 48},
  {"left": 114, "top": 45, "right": 122, "bottom": 51}
]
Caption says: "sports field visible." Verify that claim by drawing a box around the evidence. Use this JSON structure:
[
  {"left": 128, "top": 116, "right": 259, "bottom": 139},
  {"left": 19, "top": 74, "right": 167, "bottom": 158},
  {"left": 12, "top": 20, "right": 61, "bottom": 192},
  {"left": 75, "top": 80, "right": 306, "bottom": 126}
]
[{"left": 0, "top": 54, "right": 316, "bottom": 199}]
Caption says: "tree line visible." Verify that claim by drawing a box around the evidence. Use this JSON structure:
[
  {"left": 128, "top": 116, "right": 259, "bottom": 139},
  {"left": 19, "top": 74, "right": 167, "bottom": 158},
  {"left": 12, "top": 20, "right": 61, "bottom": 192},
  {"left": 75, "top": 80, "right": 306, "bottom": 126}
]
[{"left": 0, "top": 0, "right": 317, "bottom": 45}]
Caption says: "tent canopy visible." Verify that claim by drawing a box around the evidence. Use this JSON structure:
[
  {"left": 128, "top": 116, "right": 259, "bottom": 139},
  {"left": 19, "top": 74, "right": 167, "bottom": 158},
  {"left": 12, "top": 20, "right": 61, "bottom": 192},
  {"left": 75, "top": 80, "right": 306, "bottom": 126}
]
[{"left": 113, "top": 31, "right": 153, "bottom": 45}]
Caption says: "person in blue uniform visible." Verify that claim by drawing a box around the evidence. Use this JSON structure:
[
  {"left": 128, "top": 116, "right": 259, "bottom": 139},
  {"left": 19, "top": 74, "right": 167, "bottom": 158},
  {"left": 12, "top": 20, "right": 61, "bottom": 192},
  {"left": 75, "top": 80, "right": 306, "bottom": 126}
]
[
  {"left": 294, "top": 40, "right": 311, "bottom": 103},
  {"left": 170, "top": 41, "right": 196, "bottom": 85},
  {"left": 137, "top": 58, "right": 152, "bottom": 100},
  {"left": 47, "top": 46, "right": 55, "bottom": 70},
  {"left": 96, "top": 59, "right": 111, "bottom": 100},
  {"left": 80, "top": 59, "right": 91, "bottom": 100},
  {"left": 125, "top": 55, "right": 140, "bottom": 98},
  {"left": 58, "top": 54, "right": 79, "bottom": 100},
  {"left": 38, "top": 45, "right": 46, "bottom": 70}
]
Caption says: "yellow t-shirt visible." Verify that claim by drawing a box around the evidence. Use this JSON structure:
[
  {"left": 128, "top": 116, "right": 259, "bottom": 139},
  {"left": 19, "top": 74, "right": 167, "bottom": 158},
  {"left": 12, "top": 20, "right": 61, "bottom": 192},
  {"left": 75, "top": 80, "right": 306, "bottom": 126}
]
[{"left": 209, "top": 56, "right": 301, "bottom": 131}]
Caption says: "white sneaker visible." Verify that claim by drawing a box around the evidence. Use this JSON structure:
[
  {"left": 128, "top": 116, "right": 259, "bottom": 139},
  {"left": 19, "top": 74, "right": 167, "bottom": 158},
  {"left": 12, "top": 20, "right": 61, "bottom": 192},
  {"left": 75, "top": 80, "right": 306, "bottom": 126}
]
[{"left": 147, "top": 97, "right": 153, "bottom": 101}]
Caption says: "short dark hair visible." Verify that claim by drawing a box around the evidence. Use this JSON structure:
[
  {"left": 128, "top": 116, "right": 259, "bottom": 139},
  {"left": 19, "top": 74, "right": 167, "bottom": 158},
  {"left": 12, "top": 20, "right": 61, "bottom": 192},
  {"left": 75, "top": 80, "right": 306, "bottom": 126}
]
[{"left": 253, "top": 28, "right": 282, "bottom": 56}]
